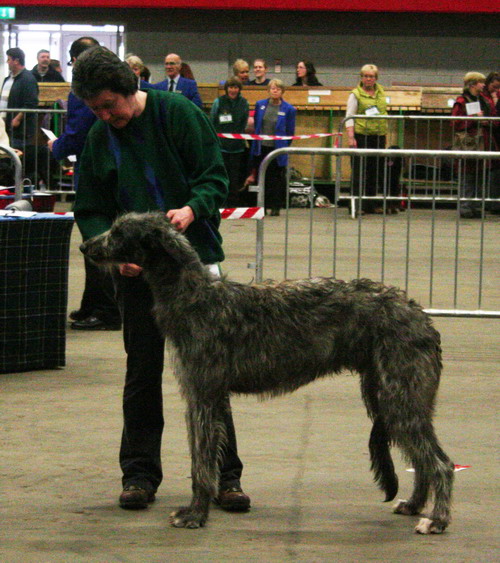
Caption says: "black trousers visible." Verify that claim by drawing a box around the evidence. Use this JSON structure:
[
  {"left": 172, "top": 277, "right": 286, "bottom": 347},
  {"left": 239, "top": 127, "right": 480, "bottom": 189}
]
[
  {"left": 222, "top": 151, "right": 246, "bottom": 207},
  {"left": 351, "top": 134, "right": 386, "bottom": 212},
  {"left": 254, "top": 145, "right": 287, "bottom": 210},
  {"left": 79, "top": 256, "right": 121, "bottom": 323},
  {"left": 114, "top": 273, "right": 243, "bottom": 492}
]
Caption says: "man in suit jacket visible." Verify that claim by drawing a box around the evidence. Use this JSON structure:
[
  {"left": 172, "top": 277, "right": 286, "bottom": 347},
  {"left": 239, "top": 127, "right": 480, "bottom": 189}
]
[{"left": 153, "top": 53, "right": 203, "bottom": 108}]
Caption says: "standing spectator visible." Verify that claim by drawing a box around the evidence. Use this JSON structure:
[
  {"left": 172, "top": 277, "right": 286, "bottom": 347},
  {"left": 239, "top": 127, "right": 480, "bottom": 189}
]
[
  {"left": 249, "top": 59, "right": 270, "bottom": 86},
  {"left": 345, "top": 64, "right": 388, "bottom": 215},
  {"left": 293, "top": 61, "right": 322, "bottom": 87},
  {"left": 0, "top": 47, "right": 39, "bottom": 182},
  {"left": 72, "top": 46, "right": 250, "bottom": 512},
  {"left": 245, "top": 79, "right": 296, "bottom": 216},
  {"left": 210, "top": 77, "right": 249, "bottom": 206},
  {"left": 452, "top": 72, "right": 489, "bottom": 218},
  {"left": 48, "top": 36, "right": 121, "bottom": 330},
  {"left": 481, "top": 71, "right": 500, "bottom": 212},
  {"left": 50, "top": 59, "right": 63, "bottom": 75},
  {"left": 153, "top": 53, "right": 203, "bottom": 108},
  {"left": 31, "top": 49, "right": 65, "bottom": 82},
  {"left": 125, "top": 54, "right": 151, "bottom": 88}
]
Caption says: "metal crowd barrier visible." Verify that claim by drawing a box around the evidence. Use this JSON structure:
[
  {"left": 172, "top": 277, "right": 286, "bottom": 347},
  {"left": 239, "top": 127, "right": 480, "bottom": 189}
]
[
  {"left": 336, "top": 115, "right": 500, "bottom": 204},
  {"left": 254, "top": 146, "right": 500, "bottom": 318},
  {"left": 0, "top": 108, "right": 75, "bottom": 197}
]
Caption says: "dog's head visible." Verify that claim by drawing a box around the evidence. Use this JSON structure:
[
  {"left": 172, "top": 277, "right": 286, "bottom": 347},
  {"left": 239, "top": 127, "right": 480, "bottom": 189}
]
[{"left": 80, "top": 212, "right": 199, "bottom": 270}]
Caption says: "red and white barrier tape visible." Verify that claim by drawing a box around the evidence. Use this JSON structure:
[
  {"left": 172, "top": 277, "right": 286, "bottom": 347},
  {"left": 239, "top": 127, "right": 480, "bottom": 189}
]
[
  {"left": 217, "top": 132, "right": 342, "bottom": 141},
  {"left": 220, "top": 207, "right": 264, "bottom": 220},
  {"left": 407, "top": 464, "right": 470, "bottom": 473},
  {"left": 29, "top": 209, "right": 264, "bottom": 220}
]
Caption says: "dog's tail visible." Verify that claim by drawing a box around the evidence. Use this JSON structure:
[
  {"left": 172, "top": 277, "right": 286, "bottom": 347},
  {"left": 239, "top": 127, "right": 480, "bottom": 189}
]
[{"left": 369, "top": 416, "right": 398, "bottom": 501}]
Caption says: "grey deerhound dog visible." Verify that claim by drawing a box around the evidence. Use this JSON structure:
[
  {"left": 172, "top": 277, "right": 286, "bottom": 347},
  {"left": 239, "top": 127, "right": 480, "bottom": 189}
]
[{"left": 81, "top": 211, "right": 454, "bottom": 534}]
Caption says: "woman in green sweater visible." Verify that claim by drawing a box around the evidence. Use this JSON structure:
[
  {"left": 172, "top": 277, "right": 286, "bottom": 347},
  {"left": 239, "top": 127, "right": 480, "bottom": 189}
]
[
  {"left": 210, "top": 77, "right": 249, "bottom": 207},
  {"left": 73, "top": 46, "right": 250, "bottom": 513}
]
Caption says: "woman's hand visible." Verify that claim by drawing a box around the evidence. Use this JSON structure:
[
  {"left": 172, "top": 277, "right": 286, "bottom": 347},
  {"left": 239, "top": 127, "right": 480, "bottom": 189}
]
[
  {"left": 348, "top": 136, "right": 357, "bottom": 148},
  {"left": 166, "top": 205, "right": 194, "bottom": 233},
  {"left": 244, "top": 173, "right": 256, "bottom": 188}
]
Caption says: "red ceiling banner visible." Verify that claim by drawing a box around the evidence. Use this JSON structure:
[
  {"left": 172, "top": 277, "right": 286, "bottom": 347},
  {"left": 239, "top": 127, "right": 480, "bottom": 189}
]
[{"left": 7, "top": 0, "right": 498, "bottom": 13}]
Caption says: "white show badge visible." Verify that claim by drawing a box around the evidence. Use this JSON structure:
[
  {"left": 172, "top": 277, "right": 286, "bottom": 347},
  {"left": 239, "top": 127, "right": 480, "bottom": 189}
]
[
  {"left": 365, "top": 106, "right": 380, "bottom": 116},
  {"left": 219, "top": 114, "right": 233, "bottom": 123},
  {"left": 465, "top": 101, "right": 481, "bottom": 116},
  {"left": 278, "top": 111, "right": 286, "bottom": 116}
]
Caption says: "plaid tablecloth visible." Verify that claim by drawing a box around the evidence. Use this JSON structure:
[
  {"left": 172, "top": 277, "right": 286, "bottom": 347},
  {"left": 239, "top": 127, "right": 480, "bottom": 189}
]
[{"left": 0, "top": 213, "right": 74, "bottom": 373}]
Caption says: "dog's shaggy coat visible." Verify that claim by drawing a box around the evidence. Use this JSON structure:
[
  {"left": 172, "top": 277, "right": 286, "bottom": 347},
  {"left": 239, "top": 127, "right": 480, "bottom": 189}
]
[{"left": 81, "top": 211, "right": 454, "bottom": 533}]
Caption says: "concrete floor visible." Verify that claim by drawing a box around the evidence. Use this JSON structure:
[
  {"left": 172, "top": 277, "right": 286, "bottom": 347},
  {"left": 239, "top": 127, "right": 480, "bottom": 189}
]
[{"left": 0, "top": 206, "right": 499, "bottom": 562}]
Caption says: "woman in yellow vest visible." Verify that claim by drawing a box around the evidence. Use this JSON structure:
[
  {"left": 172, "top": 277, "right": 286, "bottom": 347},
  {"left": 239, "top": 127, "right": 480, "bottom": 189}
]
[{"left": 345, "top": 64, "right": 388, "bottom": 214}]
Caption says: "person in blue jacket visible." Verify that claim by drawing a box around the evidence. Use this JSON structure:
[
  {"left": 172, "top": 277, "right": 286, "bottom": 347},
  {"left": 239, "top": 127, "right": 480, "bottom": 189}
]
[
  {"left": 245, "top": 79, "right": 296, "bottom": 215},
  {"left": 152, "top": 53, "right": 203, "bottom": 108},
  {"left": 48, "top": 36, "right": 120, "bottom": 331}
]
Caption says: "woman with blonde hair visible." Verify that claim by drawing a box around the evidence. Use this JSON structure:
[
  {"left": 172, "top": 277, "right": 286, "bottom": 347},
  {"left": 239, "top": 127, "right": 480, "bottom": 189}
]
[
  {"left": 452, "top": 71, "right": 489, "bottom": 218},
  {"left": 245, "top": 79, "right": 296, "bottom": 215},
  {"left": 345, "top": 64, "right": 389, "bottom": 214}
]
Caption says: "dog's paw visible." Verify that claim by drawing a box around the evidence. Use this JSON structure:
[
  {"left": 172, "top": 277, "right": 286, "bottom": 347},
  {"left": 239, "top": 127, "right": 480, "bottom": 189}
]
[
  {"left": 393, "top": 499, "right": 420, "bottom": 516},
  {"left": 415, "top": 517, "right": 447, "bottom": 534},
  {"left": 170, "top": 507, "right": 206, "bottom": 529}
]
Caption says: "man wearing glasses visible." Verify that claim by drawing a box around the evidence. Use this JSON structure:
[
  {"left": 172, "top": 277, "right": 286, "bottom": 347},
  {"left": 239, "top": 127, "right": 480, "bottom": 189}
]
[{"left": 153, "top": 53, "right": 203, "bottom": 108}]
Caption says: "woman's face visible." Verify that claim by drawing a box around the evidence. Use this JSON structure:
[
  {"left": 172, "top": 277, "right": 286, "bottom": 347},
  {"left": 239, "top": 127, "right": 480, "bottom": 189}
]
[
  {"left": 488, "top": 79, "right": 500, "bottom": 94},
  {"left": 361, "top": 70, "right": 377, "bottom": 89},
  {"left": 470, "top": 81, "right": 485, "bottom": 95},
  {"left": 129, "top": 64, "right": 141, "bottom": 78},
  {"left": 269, "top": 84, "right": 283, "bottom": 101},
  {"left": 237, "top": 67, "right": 249, "bottom": 83},
  {"left": 227, "top": 85, "right": 240, "bottom": 100},
  {"left": 86, "top": 89, "right": 137, "bottom": 129},
  {"left": 296, "top": 62, "right": 307, "bottom": 79}
]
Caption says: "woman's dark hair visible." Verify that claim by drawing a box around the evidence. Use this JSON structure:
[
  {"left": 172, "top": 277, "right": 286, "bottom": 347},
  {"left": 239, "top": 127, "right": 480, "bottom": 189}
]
[
  {"left": 224, "top": 76, "right": 242, "bottom": 94},
  {"left": 297, "top": 60, "right": 317, "bottom": 82},
  {"left": 485, "top": 71, "right": 500, "bottom": 88},
  {"left": 72, "top": 46, "right": 137, "bottom": 100},
  {"left": 140, "top": 66, "right": 151, "bottom": 82}
]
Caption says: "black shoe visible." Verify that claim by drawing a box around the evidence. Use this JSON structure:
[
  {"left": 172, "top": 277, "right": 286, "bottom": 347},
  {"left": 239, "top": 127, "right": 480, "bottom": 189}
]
[
  {"left": 119, "top": 485, "right": 156, "bottom": 509},
  {"left": 270, "top": 208, "right": 280, "bottom": 216},
  {"left": 69, "top": 309, "right": 90, "bottom": 322},
  {"left": 214, "top": 485, "right": 251, "bottom": 512},
  {"left": 70, "top": 316, "right": 121, "bottom": 331}
]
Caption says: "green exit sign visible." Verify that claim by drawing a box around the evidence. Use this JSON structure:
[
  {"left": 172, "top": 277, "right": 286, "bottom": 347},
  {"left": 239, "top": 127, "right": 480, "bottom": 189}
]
[{"left": 0, "top": 7, "right": 15, "bottom": 19}]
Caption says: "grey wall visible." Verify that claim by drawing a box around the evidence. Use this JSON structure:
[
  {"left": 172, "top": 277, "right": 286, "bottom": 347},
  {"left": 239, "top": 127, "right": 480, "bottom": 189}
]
[{"left": 13, "top": 7, "right": 500, "bottom": 87}]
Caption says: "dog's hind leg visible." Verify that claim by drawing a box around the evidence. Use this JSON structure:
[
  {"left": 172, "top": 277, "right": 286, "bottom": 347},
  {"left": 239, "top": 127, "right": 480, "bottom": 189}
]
[{"left": 170, "top": 396, "right": 226, "bottom": 528}]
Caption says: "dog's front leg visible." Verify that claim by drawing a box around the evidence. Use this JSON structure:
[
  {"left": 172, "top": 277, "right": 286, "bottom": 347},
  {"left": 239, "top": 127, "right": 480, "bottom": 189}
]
[{"left": 170, "top": 397, "right": 224, "bottom": 529}]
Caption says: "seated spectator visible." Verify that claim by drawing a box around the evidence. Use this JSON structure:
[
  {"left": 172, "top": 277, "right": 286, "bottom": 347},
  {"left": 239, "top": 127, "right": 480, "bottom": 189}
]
[
  {"left": 292, "top": 61, "right": 322, "bottom": 87},
  {"left": 210, "top": 77, "right": 249, "bottom": 207},
  {"left": 180, "top": 62, "right": 194, "bottom": 80},
  {"left": 249, "top": 59, "right": 270, "bottom": 86},
  {"left": 125, "top": 54, "right": 151, "bottom": 88},
  {"left": 232, "top": 59, "right": 250, "bottom": 85},
  {"left": 153, "top": 53, "right": 203, "bottom": 108}
]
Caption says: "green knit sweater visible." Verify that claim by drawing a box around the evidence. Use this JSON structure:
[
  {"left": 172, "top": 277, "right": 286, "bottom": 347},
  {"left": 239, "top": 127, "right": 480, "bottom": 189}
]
[{"left": 74, "top": 89, "right": 228, "bottom": 264}]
